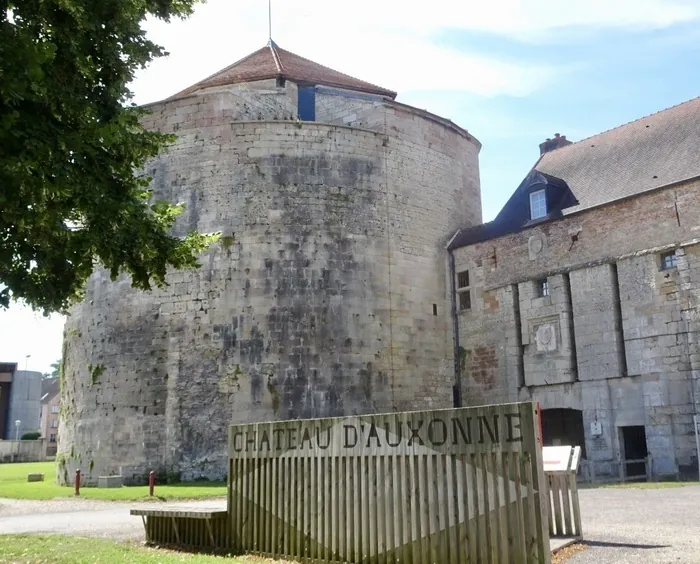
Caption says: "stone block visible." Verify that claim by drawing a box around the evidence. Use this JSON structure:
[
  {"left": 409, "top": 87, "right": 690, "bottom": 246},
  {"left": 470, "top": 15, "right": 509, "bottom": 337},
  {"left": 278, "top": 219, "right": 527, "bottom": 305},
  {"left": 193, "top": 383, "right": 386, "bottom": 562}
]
[
  {"left": 98, "top": 475, "right": 123, "bottom": 488},
  {"left": 27, "top": 473, "right": 44, "bottom": 482}
]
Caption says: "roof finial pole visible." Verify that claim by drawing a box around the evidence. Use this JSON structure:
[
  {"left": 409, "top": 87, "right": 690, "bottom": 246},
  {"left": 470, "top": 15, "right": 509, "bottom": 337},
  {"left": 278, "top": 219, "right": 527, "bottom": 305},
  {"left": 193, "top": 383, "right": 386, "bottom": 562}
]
[{"left": 268, "top": 0, "right": 272, "bottom": 42}]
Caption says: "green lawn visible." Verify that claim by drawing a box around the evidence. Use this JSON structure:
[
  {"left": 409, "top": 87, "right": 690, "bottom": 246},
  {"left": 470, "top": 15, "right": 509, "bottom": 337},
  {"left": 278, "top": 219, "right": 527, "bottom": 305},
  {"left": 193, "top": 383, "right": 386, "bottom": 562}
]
[
  {"left": 595, "top": 480, "right": 700, "bottom": 489},
  {"left": 0, "top": 535, "right": 289, "bottom": 563},
  {"left": 0, "top": 462, "right": 227, "bottom": 501}
]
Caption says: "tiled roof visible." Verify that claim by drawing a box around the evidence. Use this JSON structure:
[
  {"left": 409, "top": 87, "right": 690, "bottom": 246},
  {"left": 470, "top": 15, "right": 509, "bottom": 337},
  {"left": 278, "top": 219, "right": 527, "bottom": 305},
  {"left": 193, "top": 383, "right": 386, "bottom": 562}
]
[
  {"left": 536, "top": 97, "right": 700, "bottom": 214},
  {"left": 41, "top": 377, "right": 59, "bottom": 403},
  {"left": 171, "top": 40, "right": 397, "bottom": 100},
  {"left": 448, "top": 97, "right": 700, "bottom": 250}
]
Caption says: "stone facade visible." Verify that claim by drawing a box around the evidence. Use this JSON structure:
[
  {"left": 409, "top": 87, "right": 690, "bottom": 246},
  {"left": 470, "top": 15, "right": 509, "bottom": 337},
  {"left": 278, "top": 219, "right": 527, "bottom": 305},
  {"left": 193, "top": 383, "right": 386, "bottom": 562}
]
[
  {"left": 58, "top": 75, "right": 481, "bottom": 484},
  {"left": 453, "top": 178, "right": 700, "bottom": 478},
  {"left": 58, "top": 44, "right": 699, "bottom": 485}
]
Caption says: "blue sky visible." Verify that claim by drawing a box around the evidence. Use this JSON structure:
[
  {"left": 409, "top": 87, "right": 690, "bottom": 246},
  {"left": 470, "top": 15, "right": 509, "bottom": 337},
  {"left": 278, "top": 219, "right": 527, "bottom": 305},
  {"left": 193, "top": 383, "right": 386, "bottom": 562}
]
[
  {"left": 404, "top": 20, "right": 700, "bottom": 219},
  {"left": 1, "top": 0, "right": 699, "bottom": 372}
]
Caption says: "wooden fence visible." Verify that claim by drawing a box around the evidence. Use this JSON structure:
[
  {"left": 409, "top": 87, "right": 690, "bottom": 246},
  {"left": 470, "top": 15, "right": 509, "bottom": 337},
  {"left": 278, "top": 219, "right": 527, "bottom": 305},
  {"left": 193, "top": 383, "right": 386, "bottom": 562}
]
[
  {"left": 579, "top": 455, "right": 654, "bottom": 484},
  {"left": 542, "top": 445, "right": 582, "bottom": 540},
  {"left": 227, "top": 401, "right": 551, "bottom": 563},
  {"left": 545, "top": 471, "right": 581, "bottom": 539}
]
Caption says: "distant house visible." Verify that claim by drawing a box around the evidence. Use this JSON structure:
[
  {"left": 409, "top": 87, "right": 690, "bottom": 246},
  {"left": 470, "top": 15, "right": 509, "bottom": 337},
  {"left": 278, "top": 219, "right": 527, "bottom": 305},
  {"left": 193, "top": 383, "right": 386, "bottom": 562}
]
[
  {"left": 0, "top": 362, "right": 42, "bottom": 439},
  {"left": 39, "top": 378, "right": 60, "bottom": 456}
]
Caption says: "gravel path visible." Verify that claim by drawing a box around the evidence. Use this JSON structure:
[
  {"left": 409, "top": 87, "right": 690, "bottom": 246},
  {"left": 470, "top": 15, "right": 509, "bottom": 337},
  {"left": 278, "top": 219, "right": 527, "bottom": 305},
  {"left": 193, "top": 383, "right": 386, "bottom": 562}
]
[
  {"left": 0, "top": 497, "right": 226, "bottom": 541},
  {"left": 2, "top": 486, "right": 699, "bottom": 562},
  {"left": 569, "top": 485, "right": 700, "bottom": 563}
]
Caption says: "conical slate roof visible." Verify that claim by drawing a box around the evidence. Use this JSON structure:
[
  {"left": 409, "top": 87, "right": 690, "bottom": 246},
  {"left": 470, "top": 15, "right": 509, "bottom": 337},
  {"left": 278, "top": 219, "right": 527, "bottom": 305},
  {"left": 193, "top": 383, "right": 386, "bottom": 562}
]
[{"left": 171, "top": 40, "right": 397, "bottom": 99}]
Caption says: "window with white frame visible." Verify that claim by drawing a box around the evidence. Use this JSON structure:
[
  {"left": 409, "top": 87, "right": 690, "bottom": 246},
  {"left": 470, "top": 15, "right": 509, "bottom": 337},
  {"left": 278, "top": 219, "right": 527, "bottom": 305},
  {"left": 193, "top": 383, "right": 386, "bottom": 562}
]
[
  {"left": 529, "top": 189, "right": 547, "bottom": 220},
  {"left": 51, "top": 405, "right": 59, "bottom": 414},
  {"left": 49, "top": 434, "right": 57, "bottom": 443},
  {"left": 50, "top": 419, "right": 58, "bottom": 428}
]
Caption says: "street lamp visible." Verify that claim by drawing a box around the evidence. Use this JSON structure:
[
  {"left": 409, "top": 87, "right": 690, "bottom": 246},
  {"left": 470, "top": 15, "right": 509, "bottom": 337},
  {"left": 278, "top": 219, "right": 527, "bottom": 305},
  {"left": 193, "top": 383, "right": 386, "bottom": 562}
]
[
  {"left": 14, "top": 420, "right": 21, "bottom": 462},
  {"left": 24, "top": 354, "right": 30, "bottom": 373}
]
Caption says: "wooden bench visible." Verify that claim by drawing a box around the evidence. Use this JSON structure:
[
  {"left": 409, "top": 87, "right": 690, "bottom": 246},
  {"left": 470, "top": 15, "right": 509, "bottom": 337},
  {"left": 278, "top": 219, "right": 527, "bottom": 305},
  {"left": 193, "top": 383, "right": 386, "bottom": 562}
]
[{"left": 130, "top": 507, "right": 228, "bottom": 549}]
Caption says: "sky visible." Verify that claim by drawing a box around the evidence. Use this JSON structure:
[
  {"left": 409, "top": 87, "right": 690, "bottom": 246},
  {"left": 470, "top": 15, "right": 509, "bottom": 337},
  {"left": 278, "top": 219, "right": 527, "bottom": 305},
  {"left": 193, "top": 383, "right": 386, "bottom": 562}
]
[{"left": 1, "top": 0, "right": 699, "bottom": 374}]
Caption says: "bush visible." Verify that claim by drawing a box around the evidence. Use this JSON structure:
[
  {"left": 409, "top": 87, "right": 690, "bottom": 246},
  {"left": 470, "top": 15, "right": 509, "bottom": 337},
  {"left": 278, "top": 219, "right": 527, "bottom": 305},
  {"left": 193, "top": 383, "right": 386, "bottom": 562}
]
[{"left": 20, "top": 432, "right": 41, "bottom": 441}]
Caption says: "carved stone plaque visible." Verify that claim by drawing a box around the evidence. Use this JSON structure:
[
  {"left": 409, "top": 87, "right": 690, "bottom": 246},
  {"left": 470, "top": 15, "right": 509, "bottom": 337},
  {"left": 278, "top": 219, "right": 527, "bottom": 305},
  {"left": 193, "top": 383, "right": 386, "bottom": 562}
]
[{"left": 531, "top": 317, "right": 559, "bottom": 352}]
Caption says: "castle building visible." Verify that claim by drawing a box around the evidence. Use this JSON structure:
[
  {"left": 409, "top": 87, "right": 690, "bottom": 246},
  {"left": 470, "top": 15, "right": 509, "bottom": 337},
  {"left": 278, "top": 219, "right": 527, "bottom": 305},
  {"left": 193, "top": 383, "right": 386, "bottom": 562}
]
[
  {"left": 58, "top": 39, "right": 700, "bottom": 483},
  {"left": 449, "top": 98, "right": 700, "bottom": 478},
  {"left": 58, "top": 42, "right": 482, "bottom": 484}
]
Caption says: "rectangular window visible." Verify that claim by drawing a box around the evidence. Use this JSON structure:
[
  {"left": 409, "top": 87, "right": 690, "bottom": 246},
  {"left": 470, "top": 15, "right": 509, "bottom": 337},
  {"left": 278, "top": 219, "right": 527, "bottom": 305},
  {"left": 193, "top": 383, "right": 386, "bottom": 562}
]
[
  {"left": 297, "top": 85, "right": 316, "bottom": 121},
  {"left": 537, "top": 278, "right": 549, "bottom": 297},
  {"left": 49, "top": 434, "right": 57, "bottom": 443},
  {"left": 661, "top": 251, "right": 677, "bottom": 271},
  {"left": 50, "top": 419, "right": 58, "bottom": 428},
  {"left": 459, "top": 290, "right": 471, "bottom": 311},
  {"left": 529, "top": 189, "right": 547, "bottom": 220},
  {"left": 457, "top": 270, "right": 470, "bottom": 289},
  {"left": 51, "top": 405, "right": 59, "bottom": 414}
]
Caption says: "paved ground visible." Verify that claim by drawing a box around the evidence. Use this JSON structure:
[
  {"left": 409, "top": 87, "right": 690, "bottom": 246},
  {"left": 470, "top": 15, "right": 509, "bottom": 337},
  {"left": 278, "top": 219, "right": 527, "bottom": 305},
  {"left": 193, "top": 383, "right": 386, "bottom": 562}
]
[
  {"left": 1, "top": 486, "right": 700, "bottom": 562},
  {"left": 568, "top": 485, "right": 700, "bottom": 563},
  {"left": 0, "top": 497, "right": 226, "bottom": 541}
]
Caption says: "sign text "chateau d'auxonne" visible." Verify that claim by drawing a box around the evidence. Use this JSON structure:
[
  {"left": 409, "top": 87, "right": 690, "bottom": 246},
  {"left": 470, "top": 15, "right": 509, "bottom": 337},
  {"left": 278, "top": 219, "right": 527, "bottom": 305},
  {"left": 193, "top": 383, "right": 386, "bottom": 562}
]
[{"left": 230, "top": 411, "right": 525, "bottom": 456}]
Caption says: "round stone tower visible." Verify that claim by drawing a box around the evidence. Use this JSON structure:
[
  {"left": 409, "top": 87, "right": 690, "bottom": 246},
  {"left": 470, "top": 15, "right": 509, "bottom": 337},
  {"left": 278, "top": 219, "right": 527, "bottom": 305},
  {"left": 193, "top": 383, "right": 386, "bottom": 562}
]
[{"left": 58, "top": 41, "right": 482, "bottom": 484}]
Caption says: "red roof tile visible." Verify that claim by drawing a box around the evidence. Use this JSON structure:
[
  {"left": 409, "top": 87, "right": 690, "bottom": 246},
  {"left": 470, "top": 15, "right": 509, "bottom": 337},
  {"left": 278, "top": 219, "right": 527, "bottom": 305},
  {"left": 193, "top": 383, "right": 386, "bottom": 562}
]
[{"left": 171, "top": 41, "right": 396, "bottom": 99}]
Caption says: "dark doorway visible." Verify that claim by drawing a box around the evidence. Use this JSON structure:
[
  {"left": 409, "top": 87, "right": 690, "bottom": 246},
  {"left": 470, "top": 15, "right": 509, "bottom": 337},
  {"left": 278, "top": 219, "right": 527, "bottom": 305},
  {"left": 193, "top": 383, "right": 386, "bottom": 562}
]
[
  {"left": 621, "top": 425, "right": 648, "bottom": 479},
  {"left": 0, "top": 382, "right": 11, "bottom": 439},
  {"left": 541, "top": 408, "right": 586, "bottom": 458}
]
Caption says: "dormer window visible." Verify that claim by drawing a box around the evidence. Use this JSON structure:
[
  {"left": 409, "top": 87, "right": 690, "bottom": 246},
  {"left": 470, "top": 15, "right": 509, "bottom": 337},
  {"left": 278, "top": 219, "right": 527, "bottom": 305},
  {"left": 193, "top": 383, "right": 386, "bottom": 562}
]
[{"left": 529, "top": 189, "right": 547, "bottom": 220}]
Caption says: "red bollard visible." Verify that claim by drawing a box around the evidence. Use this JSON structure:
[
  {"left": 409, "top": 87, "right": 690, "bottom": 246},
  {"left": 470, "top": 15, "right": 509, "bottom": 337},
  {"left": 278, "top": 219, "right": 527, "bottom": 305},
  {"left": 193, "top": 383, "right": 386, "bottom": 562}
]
[
  {"left": 75, "top": 469, "right": 81, "bottom": 496},
  {"left": 149, "top": 471, "right": 155, "bottom": 497}
]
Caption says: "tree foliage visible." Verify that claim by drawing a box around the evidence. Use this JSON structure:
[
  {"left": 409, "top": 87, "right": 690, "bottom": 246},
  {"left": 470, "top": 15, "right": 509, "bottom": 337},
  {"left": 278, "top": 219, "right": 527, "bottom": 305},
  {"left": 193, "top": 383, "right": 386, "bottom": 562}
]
[
  {"left": 0, "top": 0, "right": 216, "bottom": 315},
  {"left": 42, "top": 359, "right": 60, "bottom": 379}
]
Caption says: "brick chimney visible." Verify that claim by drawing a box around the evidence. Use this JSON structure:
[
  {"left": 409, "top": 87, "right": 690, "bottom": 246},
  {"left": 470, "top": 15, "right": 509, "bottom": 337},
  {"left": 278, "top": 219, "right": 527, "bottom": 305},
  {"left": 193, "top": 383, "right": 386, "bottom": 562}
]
[{"left": 539, "top": 133, "right": 572, "bottom": 155}]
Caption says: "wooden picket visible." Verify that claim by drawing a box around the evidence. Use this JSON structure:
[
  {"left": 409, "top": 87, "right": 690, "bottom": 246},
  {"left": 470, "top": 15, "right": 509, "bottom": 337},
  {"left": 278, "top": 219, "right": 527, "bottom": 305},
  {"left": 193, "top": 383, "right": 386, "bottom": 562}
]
[
  {"left": 545, "top": 471, "right": 582, "bottom": 539},
  {"left": 228, "top": 401, "right": 551, "bottom": 563}
]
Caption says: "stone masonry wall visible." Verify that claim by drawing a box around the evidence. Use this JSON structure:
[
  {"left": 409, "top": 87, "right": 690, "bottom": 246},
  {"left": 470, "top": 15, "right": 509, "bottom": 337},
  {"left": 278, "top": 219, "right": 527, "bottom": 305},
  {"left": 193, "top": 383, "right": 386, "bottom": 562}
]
[
  {"left": 519, "top": 274, "right": 576, "bottom": 387},
  {"left": 454, "top": 179, "right": 700, "bottom": 477},
  {"left": 58, "top": 87, "right": 481, "bottom": 485},
  {"left": 142, "top": 79, "right": 299, "bottom": 127}
]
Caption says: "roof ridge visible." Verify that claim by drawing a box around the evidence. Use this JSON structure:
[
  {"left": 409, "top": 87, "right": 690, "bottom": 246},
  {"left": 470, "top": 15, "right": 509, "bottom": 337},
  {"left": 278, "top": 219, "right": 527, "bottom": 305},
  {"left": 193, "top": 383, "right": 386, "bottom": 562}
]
[
  {"left": 268, "top": 40, "right": 284, "bottom": 74},
  {"left": 166, "top": 42, "right": 396, "bottom": 101},
  {"left": 544, "top": 96, "right": 700, "bottom": 155},
  {"left": 275, "top": 44, "right": 396, "bottom": 96},
  {"left": 185, "top": 46, "right": 270, "bottom": 91}
]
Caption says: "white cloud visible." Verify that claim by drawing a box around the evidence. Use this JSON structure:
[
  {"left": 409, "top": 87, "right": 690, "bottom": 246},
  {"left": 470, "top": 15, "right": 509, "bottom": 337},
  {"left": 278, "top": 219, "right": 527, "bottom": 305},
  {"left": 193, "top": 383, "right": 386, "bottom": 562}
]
[
  {"left": 130, "top": 0, "right": 700, "bottom": 105},
  {"left": 354, "top": 0, "right": 700, "bottom": 37},
  {"left": 0, "top": 304, "right": 64, "bottom": 374},
  {"left": 130, "top": 0, "right": 555, "bottom": 104}
]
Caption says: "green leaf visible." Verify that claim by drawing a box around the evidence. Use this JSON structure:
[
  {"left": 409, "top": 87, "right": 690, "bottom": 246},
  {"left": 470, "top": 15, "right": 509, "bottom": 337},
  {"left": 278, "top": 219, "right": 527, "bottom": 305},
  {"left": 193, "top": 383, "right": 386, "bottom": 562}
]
[{"left": 0, "top": 0, "right": 212, "bottom": 315}]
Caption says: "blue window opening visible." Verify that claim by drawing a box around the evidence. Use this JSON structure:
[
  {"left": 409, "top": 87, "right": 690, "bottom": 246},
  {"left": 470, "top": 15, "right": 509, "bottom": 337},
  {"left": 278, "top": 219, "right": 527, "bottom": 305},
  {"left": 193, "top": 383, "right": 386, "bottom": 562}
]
[{"left": 298, "top": 85, "right": 316, "bottom": 121}]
